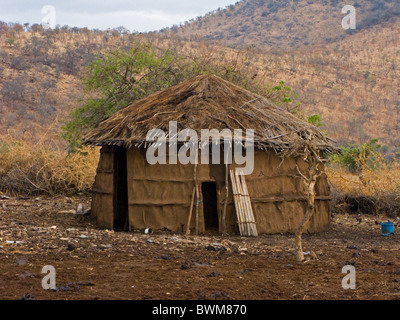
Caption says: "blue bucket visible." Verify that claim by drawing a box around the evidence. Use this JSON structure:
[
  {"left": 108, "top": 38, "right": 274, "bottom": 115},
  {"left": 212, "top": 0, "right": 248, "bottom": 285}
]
[{"left": 381, "top": 221, "right": 395, "bottom": 236}]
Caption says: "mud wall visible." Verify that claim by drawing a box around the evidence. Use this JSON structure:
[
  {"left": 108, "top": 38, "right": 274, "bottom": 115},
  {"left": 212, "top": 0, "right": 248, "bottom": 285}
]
[
  {"left": 92, "top": 147, "right": 331, "bottom": 234},
  {"left": 241, "top": 151, "right": 331, "bottom": 234},
  {"left": 126, "top": 148, "right": 236, "bottom": 233}
]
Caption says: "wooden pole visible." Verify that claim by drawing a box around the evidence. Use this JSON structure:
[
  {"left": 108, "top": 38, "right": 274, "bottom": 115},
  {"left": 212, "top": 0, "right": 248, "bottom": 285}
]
[
  {"left": 222, "top": 163, "right": 229, "bottom": 236},
  {"left": 238, "top": 173, "right": 250, "bottom": 235},
  {"left": 194, "top": 163, "right": 199, "bottom": 236},
  {"left": 185, "top": 187, "right": 196, "bottom": 236}
]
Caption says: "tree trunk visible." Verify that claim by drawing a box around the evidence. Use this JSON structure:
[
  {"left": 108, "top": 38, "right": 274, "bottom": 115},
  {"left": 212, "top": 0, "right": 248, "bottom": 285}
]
[{"left": 295, "top": 176, "right": 317, "bottom": 262}]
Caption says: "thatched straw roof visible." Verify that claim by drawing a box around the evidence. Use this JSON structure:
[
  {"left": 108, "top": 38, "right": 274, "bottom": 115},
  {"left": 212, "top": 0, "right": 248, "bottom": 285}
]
[{"left": 84, "top": 74, "right": 339, "bottom": 157}]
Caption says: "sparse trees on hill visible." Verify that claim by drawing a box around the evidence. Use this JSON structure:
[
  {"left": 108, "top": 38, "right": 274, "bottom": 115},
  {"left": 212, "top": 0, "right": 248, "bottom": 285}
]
[{"left": 1, "top": 77, "right": 27, "bottom": 104}]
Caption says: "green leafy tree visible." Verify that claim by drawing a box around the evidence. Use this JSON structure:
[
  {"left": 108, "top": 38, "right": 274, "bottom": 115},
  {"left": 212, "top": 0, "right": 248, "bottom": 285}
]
[
  {"left": 269, "top": 81, "right": 301, "bottom": 113},
  {"left": 62, "top": 42, "right": 184, "bottom": 151},
  {"left": 307, "top": 114, "right": 322, "bottom": 127},
  {"left": 5, "top": 37, "right": 16, "bottom": 47},
  {"left": 62, "top": 41, "right": 303, "bottom": 151},
  {"left": 332, "top": 138, "right": 383, "bottom": 172}
]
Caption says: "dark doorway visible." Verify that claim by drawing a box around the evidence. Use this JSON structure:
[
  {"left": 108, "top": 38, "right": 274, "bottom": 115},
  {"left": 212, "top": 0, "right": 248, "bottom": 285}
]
[
  {"left": 113, "top": 147, "right": 129, "bottom": 231},
  {"left": 202, "top": 182, "right": 219, "bottom": 232}
]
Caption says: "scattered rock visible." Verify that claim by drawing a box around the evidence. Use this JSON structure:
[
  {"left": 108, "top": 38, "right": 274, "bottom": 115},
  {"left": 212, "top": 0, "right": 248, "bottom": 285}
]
[
  {"left": 180, "top": 261, "right": 192, "bottom": 270},
  {"left": 239, "top": 268, "right": 255, "bottom": 274},
  {"left": 384, "top": 270, "right": 400, "bottom": 275},
  {"left": 193, "top": 262, "right": 209, "bottom": 267},
  {"left": 210, "top": 291, "right": 230, "bottom": 299},
  {"left": 54, "top": 284, "right": 80, "bottom": 292},
  {"left": 206, "top": 244, "right": 227, "bottom": 252},
  {"left": 67, "top": 243, "right": 76, "bottom": 251},
  {"left": 77, "top": 203, "right": 84, "bottom": 215},
  {"left": 19, "top": 293, "right": 36, "bottom": 300},
  {"left": 206, "top": 245, "right": 218, "bottom": 251},
  {"left": 338, "top": 261, "right": 359, "bottom": 267},
  {"left": 207, "top": 271, "right": 221, "bottom": 277},
  {"left": 161, "top": 254, "right": 171, "bottom": 260},
  {"left": 18, "top": 272, "right": 38, "bottom": 279},
  {"left": 347, "top": 245, "right": 361, "bottom": 250}
]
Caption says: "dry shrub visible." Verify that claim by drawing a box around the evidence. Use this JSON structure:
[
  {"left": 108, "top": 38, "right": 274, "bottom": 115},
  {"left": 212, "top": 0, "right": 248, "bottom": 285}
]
[
  {"left": 0, "top": 138, "right": 99, "bottom": 195},
  {"left": 327, "top": 164, "right": 400, "bottom": 217}
]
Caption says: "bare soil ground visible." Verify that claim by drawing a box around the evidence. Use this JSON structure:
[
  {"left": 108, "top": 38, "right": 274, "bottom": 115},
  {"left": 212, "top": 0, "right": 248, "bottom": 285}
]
[{"left": 1, "top": 195, "right": 400, "bottom": 300}]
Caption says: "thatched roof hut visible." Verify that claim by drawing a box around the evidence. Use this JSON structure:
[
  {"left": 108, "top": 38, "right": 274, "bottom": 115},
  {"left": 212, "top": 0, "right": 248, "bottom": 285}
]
[{"left": 85, "top": 74, "right": 338, "bottom": 235}]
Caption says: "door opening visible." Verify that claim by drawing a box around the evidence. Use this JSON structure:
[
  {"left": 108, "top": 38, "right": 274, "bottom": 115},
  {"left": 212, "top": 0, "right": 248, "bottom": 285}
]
[
  {"left": 113, "top": 147, "right": 129, "bottom": 231},
  {"left": 201, "top": 182, "right": 219, "bottom": 232}
]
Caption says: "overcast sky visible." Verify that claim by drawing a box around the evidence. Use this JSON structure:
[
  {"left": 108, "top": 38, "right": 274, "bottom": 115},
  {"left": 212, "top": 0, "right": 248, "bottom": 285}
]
[{"left": 0, "top": 0, "right": 237, "bottom": 32}]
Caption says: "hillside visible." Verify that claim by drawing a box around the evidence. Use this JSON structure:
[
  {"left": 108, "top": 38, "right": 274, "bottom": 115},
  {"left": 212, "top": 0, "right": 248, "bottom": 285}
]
[
  {"left": 256, "top": 17, "right": 400, "bottom": 152},
  {"left": 1, "top": 1, "right": 400, "bottom": 156},
  {"left": 0, "top": 26, "right": 141, "bottom": 143},
  {"left": 172, "top": 0, "right": 400, "bottom": 51}
]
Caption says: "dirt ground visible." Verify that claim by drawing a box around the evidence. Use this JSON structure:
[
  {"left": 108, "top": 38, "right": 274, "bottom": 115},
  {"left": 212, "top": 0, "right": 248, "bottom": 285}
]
[{"left": 1, "top": 195, "right": 400, "bottom": 300}]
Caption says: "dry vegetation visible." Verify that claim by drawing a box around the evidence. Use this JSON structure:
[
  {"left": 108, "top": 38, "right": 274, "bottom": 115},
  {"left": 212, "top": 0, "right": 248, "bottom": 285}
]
[
  {"left": 173, "top": 0, "right": 400, "bottom": 50},
  {"left": 0, "top": 135, "right": 98, "bottom": 195},
  {"left": 328, "top": 164, "right": 400, "bottom": 217},
  {"left": 1, "top": 6, "right": 400, "bottom": 149}
]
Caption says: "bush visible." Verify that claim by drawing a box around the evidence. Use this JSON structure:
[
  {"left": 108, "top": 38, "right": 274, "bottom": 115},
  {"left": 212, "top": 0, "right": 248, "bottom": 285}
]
[
  {"left": 331, "top": 139, "right": 383, "bottom": 172},
  {"left": 0, "top": 139, "right": 99, "bottom": 195},
  {"left": 327, "top": 164, "right": 400, "bottom": 217},
  {"left": 10, "top": 56, "right": 31, "bottom": 70}
]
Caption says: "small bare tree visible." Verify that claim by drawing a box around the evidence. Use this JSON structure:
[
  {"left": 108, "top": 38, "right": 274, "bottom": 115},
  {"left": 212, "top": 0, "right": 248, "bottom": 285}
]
[{"left": 294, "top": 137, "right": 326, "bottom": 262}]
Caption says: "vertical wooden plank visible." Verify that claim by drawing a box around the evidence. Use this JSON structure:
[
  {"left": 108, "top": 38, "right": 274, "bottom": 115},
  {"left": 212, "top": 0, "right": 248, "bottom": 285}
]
[
  {"left": 235, "top": 170, "right": 250, "bottom": 236},
  {"left": 239, "top": 172, "right": 258, "bottom": 237},
  {"left": 91, "top": 146, "right": 114, "bottom": 230},
  {"left": 230, "top": 169, "right": 248, "bottom": 236},
  {"left": 230, "top": 170, "right": 243, "bottom": 235}
]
